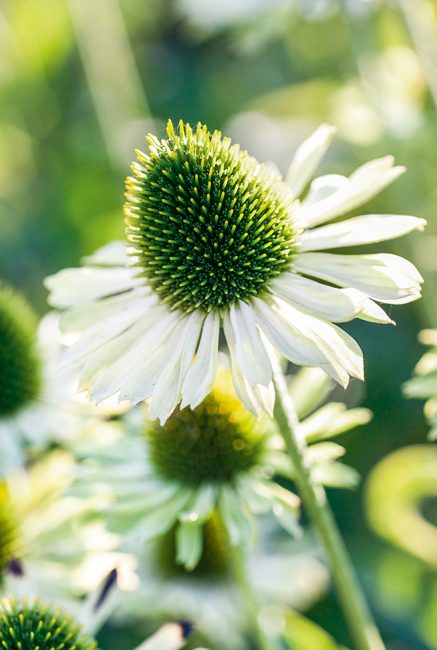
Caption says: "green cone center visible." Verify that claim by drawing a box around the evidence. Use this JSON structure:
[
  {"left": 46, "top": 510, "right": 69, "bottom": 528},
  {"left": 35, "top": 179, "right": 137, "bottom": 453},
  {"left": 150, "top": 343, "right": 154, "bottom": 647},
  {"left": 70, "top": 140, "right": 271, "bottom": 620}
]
[
  {"left": 147, "top": 375, "right": 267, "bottom": 485},
  {"left": 125, "top": 120, "right": 297, "bottom": 313},
  {"left": 0, "top": 284, "right": 42, "bottom": 418},
  {"left": 0, "top": 598, "right": 98, "bottom": 650}
]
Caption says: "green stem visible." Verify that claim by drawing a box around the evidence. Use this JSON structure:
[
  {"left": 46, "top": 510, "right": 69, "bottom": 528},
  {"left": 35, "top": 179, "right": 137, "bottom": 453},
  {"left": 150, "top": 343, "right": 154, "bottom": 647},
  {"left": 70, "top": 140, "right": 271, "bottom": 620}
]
[
  {"left": 272, "top": 359, "right": 385, "bottom": 650},
  {"left": 230, "top": 543, "right": 273, "bottom": 650}
]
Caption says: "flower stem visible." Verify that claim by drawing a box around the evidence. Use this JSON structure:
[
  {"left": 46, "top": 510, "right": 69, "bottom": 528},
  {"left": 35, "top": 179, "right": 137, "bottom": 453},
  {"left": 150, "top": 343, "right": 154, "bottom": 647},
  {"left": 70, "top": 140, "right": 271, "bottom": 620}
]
[
  {"left": 271, "top": 359, "right": 385, "bottom": 650},
  {"left": 230, "top": 542, "right": 273, "bottom": 650}
]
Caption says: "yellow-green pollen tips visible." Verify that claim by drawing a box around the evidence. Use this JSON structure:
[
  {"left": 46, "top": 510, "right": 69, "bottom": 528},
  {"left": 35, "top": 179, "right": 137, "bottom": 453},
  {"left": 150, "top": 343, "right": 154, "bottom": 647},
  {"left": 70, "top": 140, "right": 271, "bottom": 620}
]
[
  {"left": 0, "top": 283, "right": 42, "bottom": 418},
  {"left": 0, "top": 485, "right": 20, "bottom": 581},
  {"left": 0, "top": 598, "right": 98, "bottom": 650},
  {"left": 156, "top": 512, "right": 230, "bottom": 579},
  {"left": 146, "top": 373, "right": 267, "bottom": 486},
  {"left": 125, "top": 120, "right": 297, "bottom": 314}
]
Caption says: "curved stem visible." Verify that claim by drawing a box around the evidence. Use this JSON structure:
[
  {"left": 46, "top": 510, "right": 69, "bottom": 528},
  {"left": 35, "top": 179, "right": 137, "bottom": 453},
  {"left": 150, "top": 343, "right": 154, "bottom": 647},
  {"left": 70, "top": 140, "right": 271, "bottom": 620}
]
[
  {"left": 272, "top": 358, "right": 385, "bottom": 650},
  {"left": 230, "top": 543, "right": 273, "bottom": 650}
]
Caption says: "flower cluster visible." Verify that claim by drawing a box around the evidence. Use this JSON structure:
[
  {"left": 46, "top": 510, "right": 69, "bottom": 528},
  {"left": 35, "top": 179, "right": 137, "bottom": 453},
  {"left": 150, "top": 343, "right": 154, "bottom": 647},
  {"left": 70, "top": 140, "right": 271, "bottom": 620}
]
[{"left": 0, "top": 120, "right": 425, "bottom": 649}]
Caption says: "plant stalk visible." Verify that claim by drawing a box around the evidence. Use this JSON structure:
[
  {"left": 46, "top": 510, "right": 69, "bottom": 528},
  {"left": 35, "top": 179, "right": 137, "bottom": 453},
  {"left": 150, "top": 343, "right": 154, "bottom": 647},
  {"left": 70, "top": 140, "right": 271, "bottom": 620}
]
[
  {"left": 230, "top": 543, "right": 273, "bottom": 650},
  {"left": 272, "top": 358, "right": 385, "bottom": 650}
]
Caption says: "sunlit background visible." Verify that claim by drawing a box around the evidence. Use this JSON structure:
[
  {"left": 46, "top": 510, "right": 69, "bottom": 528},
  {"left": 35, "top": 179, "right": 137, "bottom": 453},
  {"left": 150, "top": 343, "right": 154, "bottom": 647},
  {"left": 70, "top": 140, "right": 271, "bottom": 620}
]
[{"left": 1, "top": 0, "right": 437, "bottom": 648}]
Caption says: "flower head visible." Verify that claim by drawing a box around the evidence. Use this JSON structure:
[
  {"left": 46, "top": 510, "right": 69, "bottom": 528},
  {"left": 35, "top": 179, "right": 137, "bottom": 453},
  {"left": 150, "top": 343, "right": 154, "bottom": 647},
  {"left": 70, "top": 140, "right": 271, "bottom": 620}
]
[
  {"left": 0, "top": 597, "right": 97, "bottom": 650},
  {"left": 46, "top": 121, "right": 425, "bottom": 422},
  {"left": 74, "top": 368, "right": 367, "bottom": 571},
  {"left": 0, "top": 283, "right": 41, "bottom": 419},
  {"left": 0, "top": 286, "right": 98, "bottom": 476}
]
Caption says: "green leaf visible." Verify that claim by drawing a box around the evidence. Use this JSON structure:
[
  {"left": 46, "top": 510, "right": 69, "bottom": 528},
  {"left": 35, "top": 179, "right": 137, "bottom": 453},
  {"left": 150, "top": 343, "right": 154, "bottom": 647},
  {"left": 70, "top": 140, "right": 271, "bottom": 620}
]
[{"left": 282, "top": 610, "right": 349, "bottom": 650}]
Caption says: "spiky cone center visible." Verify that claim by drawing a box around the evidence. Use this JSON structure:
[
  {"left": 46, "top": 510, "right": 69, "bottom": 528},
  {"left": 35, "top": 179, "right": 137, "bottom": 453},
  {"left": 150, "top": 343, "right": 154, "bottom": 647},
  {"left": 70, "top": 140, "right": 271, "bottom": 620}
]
[
  {"left": 0, "top": 284, "right": 42, "bottom": 418},
  {"left": 0, "top": 598, "right": 98, "bottom": 650},
  {"left": 125, "top": 120, "right": 297, "bottom": 313},
  {"left": 0, "top": 485, "right": 20, "bottom": 582},
  {"left": 156, "top": 512, "right": 231, "bottom": 579},
  {"left": 146, "top": 373, "right": 268, "bottom": 485}
]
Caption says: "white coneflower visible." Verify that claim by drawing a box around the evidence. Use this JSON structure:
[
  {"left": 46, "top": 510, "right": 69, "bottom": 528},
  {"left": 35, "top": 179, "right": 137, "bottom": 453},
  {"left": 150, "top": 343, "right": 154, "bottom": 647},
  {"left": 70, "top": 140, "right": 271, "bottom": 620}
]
[
  {"left": 0, "top": 452, "right": 135, "bottom": 604},
  {"left": 46, "top": 121, "right": 424, "bottom": 423},
  {"left": 73, "top": 369, "right": 368, "bottom": 572},
  {"left": 0, "top": 284, "right": 96, "bottom": 475}
]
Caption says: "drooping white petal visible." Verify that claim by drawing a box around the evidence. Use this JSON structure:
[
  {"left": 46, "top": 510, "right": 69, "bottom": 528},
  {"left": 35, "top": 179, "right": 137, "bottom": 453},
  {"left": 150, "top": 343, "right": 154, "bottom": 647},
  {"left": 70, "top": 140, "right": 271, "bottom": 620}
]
[
  {"left": 181, "top": 311, "right": 220, "bottom": 409},
  {"left": 253, "top": 297, "right": 329, "bottom": 369},
  {"left": 358, "top": 297, "right": 394, "bottom": 324},
  {"left": 117, "top": 313, "right": 186, "bottom": 404},
  {"left": 79, "top": 307, "right": 178, "bottom": 400},
  {"left": 254, "top": 296, "right": 363, "bottom": 387},
  {"left": 298, "top": 156, "right": 405, "bottom": 227},
  {"left": 270, "top": 273, "right": 365, "bottom": 322},
  {"left": 229, "top": 300, "right": 272, "bottom": 387},
  {"left": 179, "top": 485, "right": 217, "bottom": 524},
  {"left": 45, "top": 267, "right": 137, "bottom": 307},
  {"left": 285, "top": 124, "right": 337, "bottom": 198},
  {"left": 176, "top": 521, "right": 203, "bottom": 571},
  {"left": 295, "top": 252, "right": 423, "bottom": 303},
  {"left": 223, "top": 313, "right": 274, "bottom": 416},
  {"left": 275, "top": 297, "right": 364, "bottom": 385},
  {"left": 218, "top": 485, "right": 251, "bottom": 545},
  {"left": 300, "top": 214, "right": 426, "bottom": 252},
  {"left": 127, "top": 489, "right": 193, "bottom": 541},
  {"left": 149, "top": 311, "right": 204, "bottom": 424}
]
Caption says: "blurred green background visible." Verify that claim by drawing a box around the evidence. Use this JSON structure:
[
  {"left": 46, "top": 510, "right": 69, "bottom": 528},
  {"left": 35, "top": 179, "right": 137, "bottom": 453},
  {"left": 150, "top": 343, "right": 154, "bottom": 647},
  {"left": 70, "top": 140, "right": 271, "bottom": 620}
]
[{"left": 2, "top": 0, "right": 437, "bottom": 647}]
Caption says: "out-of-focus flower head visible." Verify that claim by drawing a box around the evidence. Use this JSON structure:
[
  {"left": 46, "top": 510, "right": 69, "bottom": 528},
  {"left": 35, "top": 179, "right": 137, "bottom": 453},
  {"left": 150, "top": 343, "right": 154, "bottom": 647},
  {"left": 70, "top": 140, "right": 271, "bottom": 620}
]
[{"left": 0, "top": 283, "right": 101, "bottom": 476}]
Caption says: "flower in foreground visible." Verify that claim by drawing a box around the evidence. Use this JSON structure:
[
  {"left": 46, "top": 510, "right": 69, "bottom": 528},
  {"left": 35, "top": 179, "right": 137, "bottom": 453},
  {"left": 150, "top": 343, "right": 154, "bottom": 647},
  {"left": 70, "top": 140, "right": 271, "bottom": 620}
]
[
  {"left": 0, "top": 284, "right": 96, "bottom": 475},
  {"left": 73, "top": 369, "right": 368, "bottom": 571},
  {"left": 403, "top": 329, "right": 437, "bottom": 440},
  {"left": 0, "top": 596, "right": 197, "bottom": 650},
  {"left": 46, "top": 121, "right": 424, "bottom": 422}
]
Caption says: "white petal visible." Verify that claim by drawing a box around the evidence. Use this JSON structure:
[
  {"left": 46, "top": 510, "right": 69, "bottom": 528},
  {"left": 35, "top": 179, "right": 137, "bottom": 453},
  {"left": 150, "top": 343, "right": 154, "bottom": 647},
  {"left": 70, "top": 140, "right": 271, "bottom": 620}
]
[
  {"left": 117, "top": 313, "right": 185, "bottom": 404},
  {"left": 149, "top": 311, "right": 204, "bottom": 424},
  {"left": 302, "top": 174, "right": 348, "bottom": 207},
  {"left": 270, "top": 273, "right": 365, "bottom": 322},
  {"left": 223, "top": 314, "right": 274, "bottom": 416},
  {"left": 176, "top": 521, "right": 203, "bottom": 571},
  {"left": 298, "top": 157, "right": 405, "bottom": 227},
  {"left": 254, "top": 297, "right": 363, "bottom": 387},
  {"left": 59, "top": 289, "right": 153, "bottom": 334},
  {"left": 295, "top": 252, "right": 423, "bottom": 303},
  {"left": 181, "top": 311, "right": 220, "bottom": 409},
  {"left": 285, "top": 124, "right": 337, "bottom": 198},
  {"left": 83, "top": 241, "right": 129, "bottom": 266},
  {"left": 300, "top": 214, "right": 426, "bottom": 252},
  {"left": 45, "top": 267, "right": 136, "bottom": 307},
  {"left": 218, "top": 485, "right": 251, "bottom": 545},
  {"left": 276, "top": 297, "right": 364, "bottom": 385},
  {"left": 358, "top": 297, "right": 394, "bottom": 324},
  {"left": 133, "top": 624, "right": 190, "bottom": 650},
  {"left": 229, "top": 301, "right": 272, "bottom": 386},
  {"left": 88, "top": 309, "right": 181, "bottom": 403},
  {"left": 179, "top": 484, "right": 217, "bottom": 524},
  {"left": 252, "top": 297, "right": 333, "bottom": 369}
]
